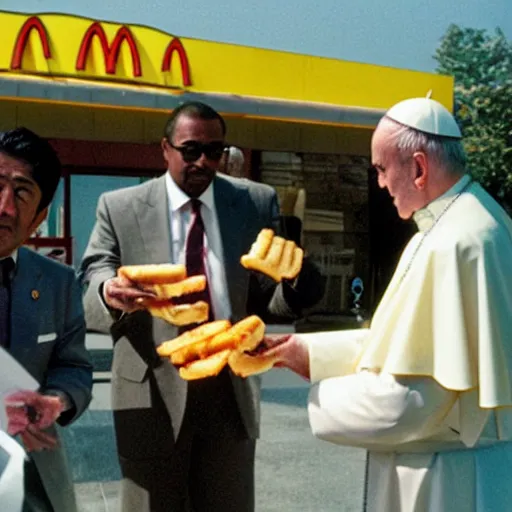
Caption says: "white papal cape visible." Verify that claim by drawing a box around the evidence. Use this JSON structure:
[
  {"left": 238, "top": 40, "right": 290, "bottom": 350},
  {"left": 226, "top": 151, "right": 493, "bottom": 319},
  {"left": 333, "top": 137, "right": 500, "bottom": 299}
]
[{"left": 301, "top": 175, "right": 512, "bottom": 511}]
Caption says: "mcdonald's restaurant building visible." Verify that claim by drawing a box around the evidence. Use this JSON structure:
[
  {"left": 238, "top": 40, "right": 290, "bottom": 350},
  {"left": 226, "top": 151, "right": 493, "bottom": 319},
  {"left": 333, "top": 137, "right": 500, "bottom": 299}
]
[{"left": 0, "top": 10, "right": 455, "bottom": 314}]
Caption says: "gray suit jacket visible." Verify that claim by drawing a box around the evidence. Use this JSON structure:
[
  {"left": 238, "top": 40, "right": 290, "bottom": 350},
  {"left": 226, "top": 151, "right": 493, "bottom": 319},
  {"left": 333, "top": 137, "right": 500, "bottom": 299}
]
[
  {"left": 9, "top": 247, "right": 93, "bottom": 512},
  {"left": 79, "top": 173, "right": 322, "bottom": 459}
]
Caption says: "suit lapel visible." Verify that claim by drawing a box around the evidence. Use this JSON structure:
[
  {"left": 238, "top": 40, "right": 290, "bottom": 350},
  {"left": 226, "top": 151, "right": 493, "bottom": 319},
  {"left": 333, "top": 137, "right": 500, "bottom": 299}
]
[
  {"left": 134, "top": 175, "right": 250, "bottom": 320},
  {"left": 134, "top": 175, "right": 173, "bottom": 264},
  {"left": 10, "top": 248, "right": 43, "bottom": 361},
  {"left": 214, "top": 177, "right": 249, "bottom": 318}
]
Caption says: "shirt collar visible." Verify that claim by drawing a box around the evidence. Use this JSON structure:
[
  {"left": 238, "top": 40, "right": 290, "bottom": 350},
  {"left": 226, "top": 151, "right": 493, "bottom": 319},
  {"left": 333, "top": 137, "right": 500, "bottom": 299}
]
[
  {"left": 165, "top": 172, "right": 215, "bottom": 211},
  {"left": 0, "top": 249, "right": 17, "bottom": 265},
  {"left": 412, "top": 174, "right": 472, "bottom": 233}
]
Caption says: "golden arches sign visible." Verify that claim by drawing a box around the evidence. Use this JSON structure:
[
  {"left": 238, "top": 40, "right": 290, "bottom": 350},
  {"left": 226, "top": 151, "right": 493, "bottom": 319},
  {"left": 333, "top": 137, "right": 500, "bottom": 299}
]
[
  {"left": 0, "top": 11, "right": 455, "bottom": 112},
  {"left": 4, "top": 12, "right": 192, "bottom": 88}
]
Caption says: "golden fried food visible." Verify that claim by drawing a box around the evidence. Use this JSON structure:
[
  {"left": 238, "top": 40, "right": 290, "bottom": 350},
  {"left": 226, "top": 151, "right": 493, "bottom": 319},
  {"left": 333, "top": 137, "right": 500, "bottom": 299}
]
[
  {"left": 157, "top": 320, "right": 232, "bottom": 357},
  {"left": 240, "top": 229, "right": 303, "bottom": 282},
  {"left": 179, "top": 350, "right": 232, "bottom": 381},
  {"left": 148, "top": 301, "right": 209, "bottom": 327},
  {"left": 227, "top": 316, "right": 278, "bottom": 377},
  {"left": 227, "top": 350, "right": 279, "bottom": 379},
  {"left": 135, "top": 276, "right": 206, "bottom": 306},
  {"left": 118, "top": 264, "right": 186, "bottom": 285},
  {"left": 118, "top": 264, "right": 209, "bottom": 327},
  {"left": 156, "top": 316, "right": 277, "bottom": 380}
]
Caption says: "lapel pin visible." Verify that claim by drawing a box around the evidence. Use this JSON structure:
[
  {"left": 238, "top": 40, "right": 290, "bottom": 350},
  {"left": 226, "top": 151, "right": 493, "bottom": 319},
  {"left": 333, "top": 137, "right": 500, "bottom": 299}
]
[{"left": 31, "top": 289, "right": 40, "bottom": 301}]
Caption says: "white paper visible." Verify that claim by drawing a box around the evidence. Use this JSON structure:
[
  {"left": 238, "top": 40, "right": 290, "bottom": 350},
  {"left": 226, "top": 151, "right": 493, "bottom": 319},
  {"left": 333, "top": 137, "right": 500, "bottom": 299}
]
[
  {"left": 0, "top": 429, "right": 25, "bottom": 512},
  {"left": 0, "top": 347, "right": 39, "bottom": 431}
]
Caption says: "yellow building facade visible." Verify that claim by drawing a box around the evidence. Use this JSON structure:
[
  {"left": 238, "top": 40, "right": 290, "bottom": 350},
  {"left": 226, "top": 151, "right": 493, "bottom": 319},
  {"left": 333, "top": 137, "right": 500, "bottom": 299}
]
[{"left": 0, "top": 10, "right": 454, "bottom": 312}]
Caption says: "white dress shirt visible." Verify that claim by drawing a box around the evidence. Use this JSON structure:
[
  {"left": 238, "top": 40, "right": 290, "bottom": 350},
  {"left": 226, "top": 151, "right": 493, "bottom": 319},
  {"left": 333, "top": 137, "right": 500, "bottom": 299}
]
[{"left": 165, "top": 173, "right": 232, "bottom": 321}]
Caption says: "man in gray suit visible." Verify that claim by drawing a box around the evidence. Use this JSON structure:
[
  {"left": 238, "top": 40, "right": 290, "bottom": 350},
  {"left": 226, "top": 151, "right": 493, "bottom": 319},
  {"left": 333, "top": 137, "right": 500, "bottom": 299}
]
[
  {"left": 0, "top": 128, "right": 93, "bottom": 511},
  {"left": 80, "top": 101, "right": 324, "bottom": 511}
]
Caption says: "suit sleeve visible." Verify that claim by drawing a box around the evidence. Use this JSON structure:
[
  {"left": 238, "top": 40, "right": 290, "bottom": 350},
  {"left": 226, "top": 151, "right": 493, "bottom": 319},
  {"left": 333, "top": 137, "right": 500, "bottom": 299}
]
[
  {"left": 42, "top": 273, "right": 93, "bottom": 426},
  {"left": 78, "top": 193, "right": 121, "bottom": 333},
  {"left": 247, "top": 190, "right": 326, "bottom": 320}
]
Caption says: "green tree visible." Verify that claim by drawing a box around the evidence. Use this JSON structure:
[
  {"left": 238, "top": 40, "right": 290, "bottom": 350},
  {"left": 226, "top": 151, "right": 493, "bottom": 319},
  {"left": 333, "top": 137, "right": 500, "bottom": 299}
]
[{"left": 434, "top": 25, "right": 512, "bottom": 209}]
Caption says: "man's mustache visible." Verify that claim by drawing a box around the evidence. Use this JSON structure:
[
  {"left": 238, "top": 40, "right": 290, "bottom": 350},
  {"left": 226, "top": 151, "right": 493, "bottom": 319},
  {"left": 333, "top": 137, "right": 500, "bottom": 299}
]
[{"left": 185, "top": 165, "right": 215, "bottom": 175}]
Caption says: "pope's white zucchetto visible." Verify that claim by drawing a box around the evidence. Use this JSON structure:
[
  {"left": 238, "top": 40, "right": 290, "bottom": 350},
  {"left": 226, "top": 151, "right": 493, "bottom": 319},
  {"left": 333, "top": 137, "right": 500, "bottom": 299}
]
[{"left": 385, "top": 97, "right": 462, "bottom": 139}]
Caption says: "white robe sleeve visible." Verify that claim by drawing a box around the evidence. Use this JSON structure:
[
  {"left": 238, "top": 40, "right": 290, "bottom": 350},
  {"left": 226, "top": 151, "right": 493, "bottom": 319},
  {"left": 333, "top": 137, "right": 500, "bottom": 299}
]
[
  {"left": 308, "top": 371, "right": 457, "bottom": 448},
  {"left": 295, "top": 329, "right": 369, "bottom": 383}
]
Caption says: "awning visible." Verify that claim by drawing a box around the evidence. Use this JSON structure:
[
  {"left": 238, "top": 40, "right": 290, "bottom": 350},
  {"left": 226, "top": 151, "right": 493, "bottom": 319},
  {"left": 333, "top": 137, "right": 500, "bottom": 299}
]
[{"left": 0, "top": 75, "right": 385, "bottom": 128}]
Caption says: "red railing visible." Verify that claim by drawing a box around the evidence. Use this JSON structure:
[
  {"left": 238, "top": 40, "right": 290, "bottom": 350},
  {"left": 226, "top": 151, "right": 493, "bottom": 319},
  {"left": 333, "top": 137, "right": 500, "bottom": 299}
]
[{"left": 25, "top": 236, "right": 73, "bottom": 266}]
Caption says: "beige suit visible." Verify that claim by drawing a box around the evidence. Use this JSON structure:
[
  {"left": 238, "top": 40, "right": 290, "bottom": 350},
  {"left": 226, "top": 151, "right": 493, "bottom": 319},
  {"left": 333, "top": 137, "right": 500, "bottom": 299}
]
[{"left": 79, "top": 172, "right": 324, "bottom": 511}]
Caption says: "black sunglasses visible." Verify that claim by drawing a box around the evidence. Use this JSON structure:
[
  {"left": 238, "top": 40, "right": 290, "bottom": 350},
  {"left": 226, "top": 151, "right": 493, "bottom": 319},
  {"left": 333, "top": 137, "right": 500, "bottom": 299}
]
[{"left": 168, "top": 140, "right": 226, "bottom": 163}]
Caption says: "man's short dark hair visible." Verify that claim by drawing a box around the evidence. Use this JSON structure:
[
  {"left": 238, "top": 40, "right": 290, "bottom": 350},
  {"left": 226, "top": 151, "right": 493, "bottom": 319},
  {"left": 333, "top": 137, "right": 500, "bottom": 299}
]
[
  {"left": 0, "top": 127, "right": 62, "bottom": 212},
  {"left": 164, "top": 101, "right": 226, "bottom": 141}
]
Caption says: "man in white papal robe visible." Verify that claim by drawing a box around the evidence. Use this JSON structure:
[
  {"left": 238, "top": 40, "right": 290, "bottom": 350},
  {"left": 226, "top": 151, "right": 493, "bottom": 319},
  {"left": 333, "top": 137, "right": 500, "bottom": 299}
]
[{"left": 263, "top": 97, "right": 512, "bottom": 511}]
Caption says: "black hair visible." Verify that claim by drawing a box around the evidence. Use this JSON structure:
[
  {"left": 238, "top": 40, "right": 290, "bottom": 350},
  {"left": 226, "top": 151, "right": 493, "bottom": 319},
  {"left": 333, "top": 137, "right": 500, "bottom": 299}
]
[
  {"left": 0, "top": 127, "right": 62, "bottom": 212},
  {"left": 163, "top": 101, "right": 226, "bottom": 141}
]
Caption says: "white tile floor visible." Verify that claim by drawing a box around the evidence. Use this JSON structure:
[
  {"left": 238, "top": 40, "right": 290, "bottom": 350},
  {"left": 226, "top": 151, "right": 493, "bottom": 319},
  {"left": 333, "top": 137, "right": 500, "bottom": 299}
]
[{"left": 75, "top": 482, "right": 120, "bottom": 512}]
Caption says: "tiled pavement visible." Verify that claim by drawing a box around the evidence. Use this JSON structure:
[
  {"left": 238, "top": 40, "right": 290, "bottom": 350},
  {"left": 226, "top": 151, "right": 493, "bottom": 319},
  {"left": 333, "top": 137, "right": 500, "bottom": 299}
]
[{"left": 66, "top": 332, "right": 365, "bottom": 512}]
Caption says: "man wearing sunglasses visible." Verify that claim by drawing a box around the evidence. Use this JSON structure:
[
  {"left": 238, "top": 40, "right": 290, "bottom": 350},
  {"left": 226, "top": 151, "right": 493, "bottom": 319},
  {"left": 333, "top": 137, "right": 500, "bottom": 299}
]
[{"left": 80, "top": 101, "right": 324, "bottom": 512}]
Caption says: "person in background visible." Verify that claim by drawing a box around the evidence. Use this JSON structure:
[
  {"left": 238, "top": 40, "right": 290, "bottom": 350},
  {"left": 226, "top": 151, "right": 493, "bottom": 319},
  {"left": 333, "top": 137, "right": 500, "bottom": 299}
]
[
  {"left": 263, "top": 97, "right": 512, "bottom": 511},
  {"left": 0, "top": 128, "right": 93, "bottom": 512},
  {"left": 221, "top": 145, "right": 246, "bottom": 178}
]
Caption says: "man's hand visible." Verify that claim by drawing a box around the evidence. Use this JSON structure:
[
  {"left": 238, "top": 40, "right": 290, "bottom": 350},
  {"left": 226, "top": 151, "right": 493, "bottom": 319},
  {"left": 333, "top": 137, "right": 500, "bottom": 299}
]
[
  {"left": 260, "top": 334, "right": 311, "bottom": 381},
  {"left": 103, "top": 275, "right": 156, "bottom": 313},
  {"left": 5, "top": 390, "right": 64, "bottom": 436},
  {"left": 20, "top": 426, "right": 58, "bottom": 452}
]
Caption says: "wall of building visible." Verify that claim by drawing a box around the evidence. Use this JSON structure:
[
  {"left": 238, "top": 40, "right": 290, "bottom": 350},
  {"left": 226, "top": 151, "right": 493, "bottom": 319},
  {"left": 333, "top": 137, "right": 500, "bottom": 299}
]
[{"left": 1, "top": 0, "right": 509, "bottom": 73}]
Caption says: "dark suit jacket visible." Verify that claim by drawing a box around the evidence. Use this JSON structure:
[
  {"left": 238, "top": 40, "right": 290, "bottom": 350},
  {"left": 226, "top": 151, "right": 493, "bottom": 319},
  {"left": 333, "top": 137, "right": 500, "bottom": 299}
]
[
  {"left": 10, "top": 247, "right": 93, "bottom": 512},
  {"left": 79, "top": 173, "right": 323, "bottom": 460}
]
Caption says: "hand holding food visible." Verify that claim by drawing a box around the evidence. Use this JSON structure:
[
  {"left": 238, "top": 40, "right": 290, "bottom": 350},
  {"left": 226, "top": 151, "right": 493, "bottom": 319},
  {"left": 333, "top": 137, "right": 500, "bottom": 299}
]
[
  {"left": 103, "top": 274, "right": 156, "bottom": 314},
  {"left": 257, "top": 333, "right": 310, "bottom": 381},
  {"left": 240, "top": 229, "right": 303, "bottom": 282},
  {"left": 116, "top": 263, "right": 209, "bottom": 326},
  {"left": 157, "top": 316, "right": 280, "bottom": 380}
]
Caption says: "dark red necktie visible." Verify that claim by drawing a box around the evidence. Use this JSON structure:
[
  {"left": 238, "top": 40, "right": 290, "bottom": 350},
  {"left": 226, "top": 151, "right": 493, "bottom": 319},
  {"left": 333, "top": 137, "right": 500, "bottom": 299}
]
[
  {"left": 0, "top": 258, "right": 15, "bottom": 348},
  {"left": 183, "top": 199, "right": 213, "bottom": 322}
]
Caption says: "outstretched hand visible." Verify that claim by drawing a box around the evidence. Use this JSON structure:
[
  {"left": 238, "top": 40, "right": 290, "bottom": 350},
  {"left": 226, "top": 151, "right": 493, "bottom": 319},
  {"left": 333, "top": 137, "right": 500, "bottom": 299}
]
[{"left": 260, "top": 334, "right": 311, "bottom": 381}]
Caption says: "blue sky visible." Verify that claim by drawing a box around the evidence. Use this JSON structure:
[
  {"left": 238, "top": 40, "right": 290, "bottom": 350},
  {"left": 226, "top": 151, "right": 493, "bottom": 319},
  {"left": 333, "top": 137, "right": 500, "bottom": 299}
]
[{"left": 2, "top": 0, "right": 510, "bottom": 72}]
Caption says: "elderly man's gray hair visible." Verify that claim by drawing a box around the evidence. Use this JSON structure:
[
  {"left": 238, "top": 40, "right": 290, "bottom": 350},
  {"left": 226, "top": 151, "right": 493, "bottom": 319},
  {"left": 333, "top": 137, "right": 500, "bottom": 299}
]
[
  {"left": 224, "top": 146, "right": 245, "bottom": 178},
  {"left": 386, "top": 117, "right": 467, "bottom": 175}
]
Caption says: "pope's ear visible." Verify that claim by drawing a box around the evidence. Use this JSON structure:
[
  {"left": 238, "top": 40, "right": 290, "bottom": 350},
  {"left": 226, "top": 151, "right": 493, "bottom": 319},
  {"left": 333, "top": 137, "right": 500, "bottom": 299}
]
[
  {"left": 412, "top": 152, "right": 428, "bottom": 189},
  {"left": 29, "top": 207, "right": 48, "bottom": 235}
]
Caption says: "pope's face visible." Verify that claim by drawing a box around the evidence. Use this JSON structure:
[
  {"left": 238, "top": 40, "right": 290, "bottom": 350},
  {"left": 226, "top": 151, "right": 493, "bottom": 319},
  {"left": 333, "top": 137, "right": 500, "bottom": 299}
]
[{"left": 371, "top": 122, "right": 420, "bottom": 219}]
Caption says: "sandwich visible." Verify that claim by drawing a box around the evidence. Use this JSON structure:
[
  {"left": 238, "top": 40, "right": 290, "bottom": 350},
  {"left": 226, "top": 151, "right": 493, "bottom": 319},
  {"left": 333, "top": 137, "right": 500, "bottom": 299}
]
[
  {"left": 240, "top": 228, "right": 303, "bottom": 282},
  {"left": 156, "top": 316, "right": 279, "bottom": 380},
  {"left": 117, "top": 263, "right": 209, "bottom": 326}
]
